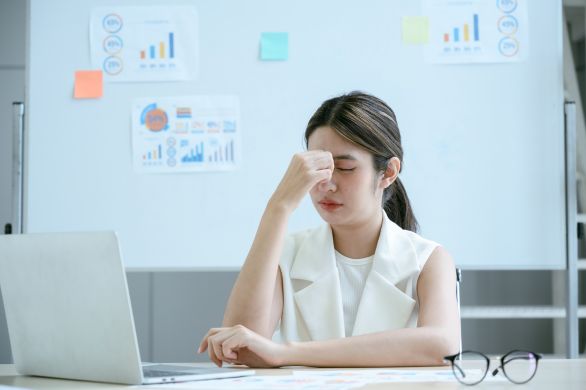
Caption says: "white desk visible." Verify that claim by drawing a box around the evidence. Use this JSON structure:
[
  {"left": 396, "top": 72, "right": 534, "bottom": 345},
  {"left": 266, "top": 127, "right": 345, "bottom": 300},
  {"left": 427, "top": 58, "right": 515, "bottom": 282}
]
[{"left": 1, "top": 360, "right": 585, "bottom": 389}]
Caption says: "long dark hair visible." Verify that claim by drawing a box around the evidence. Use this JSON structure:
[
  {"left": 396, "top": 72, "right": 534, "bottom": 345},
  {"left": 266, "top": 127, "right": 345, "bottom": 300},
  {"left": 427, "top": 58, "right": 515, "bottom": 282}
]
[{"left": 304, "top": 91, "right": 419, "bottom": 232}]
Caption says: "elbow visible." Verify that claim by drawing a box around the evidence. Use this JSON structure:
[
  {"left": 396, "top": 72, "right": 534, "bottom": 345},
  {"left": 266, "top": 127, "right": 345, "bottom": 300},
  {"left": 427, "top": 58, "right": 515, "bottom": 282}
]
[{"left": 424, "top": 329, "right": 461, "bottom": 366}]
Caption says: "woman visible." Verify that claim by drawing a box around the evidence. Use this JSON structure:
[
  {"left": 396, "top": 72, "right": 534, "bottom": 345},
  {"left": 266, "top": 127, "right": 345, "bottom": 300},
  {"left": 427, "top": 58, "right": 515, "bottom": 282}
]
[{"left": 198, "top": 92, "right": 461, "bottom": 368}]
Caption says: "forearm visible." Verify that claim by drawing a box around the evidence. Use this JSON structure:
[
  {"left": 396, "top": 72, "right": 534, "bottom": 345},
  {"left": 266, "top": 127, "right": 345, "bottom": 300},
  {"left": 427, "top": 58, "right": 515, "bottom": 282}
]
[
  {"left": 283, "top": 327, "right": 457, "bottom": 367},
  {"left": 222, "top": 201, "right": 289, "bottom": 335}
]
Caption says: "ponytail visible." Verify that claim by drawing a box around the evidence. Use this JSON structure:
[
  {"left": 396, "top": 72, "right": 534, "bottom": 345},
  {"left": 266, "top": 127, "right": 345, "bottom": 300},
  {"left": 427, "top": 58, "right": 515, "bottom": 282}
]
[{"left": 383, "top": 178, "right": 418, "bottom": 232}]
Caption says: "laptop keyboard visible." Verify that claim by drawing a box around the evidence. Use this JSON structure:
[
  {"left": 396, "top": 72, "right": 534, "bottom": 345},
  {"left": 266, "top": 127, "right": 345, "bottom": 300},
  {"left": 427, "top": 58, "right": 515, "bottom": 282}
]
[{"left": 143, "top": 365, "right": 206, "bottom": 378}]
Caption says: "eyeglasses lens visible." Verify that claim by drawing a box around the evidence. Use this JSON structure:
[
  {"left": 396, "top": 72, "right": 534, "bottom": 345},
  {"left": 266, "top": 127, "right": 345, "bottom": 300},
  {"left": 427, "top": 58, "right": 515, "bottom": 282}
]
[
  {"left": 502, "top": 351, "right": 539, "bottom": 384},
  {"left": 451, "top": 351, "right": 488, "bottom": 385}
]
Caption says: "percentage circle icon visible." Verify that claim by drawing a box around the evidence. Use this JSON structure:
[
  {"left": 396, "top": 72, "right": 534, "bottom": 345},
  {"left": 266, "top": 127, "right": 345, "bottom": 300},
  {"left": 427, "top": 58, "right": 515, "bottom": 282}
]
[
  {"left": 498, "top": 36, "right": 519, "bottom": 57},
  {"left": 145, "top": 108, "right": 168, "bottom": 132},
  {"left": 497, "top": 15, "right": 518, "bottom": 35},
  {"left": 103, "top": 56, "right": 123, "bottom": 75},
  {"left": 102, "top": 13, "right": 123, "bottom": 33},
  {"left": 496, "top": 0, "right": 518, "bottom": 14},
  {"left": 103, "top": 35, "right": 123, "bottom": 55}
]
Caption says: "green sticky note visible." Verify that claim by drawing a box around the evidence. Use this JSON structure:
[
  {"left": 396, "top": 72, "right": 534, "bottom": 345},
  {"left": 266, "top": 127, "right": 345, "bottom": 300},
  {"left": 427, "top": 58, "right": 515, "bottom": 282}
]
[
  {"left": 402, "top": 16, "right": 429, "bottom": 45},
  {"left": 260, "top": 32, "right": 289, "bottom": 61}
]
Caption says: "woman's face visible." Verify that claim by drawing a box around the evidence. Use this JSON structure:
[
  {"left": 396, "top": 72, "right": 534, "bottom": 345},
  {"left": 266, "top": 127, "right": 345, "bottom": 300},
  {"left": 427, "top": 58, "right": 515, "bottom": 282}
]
[{"left": 307, "top": 126, "right": 387, "bottom": 227}]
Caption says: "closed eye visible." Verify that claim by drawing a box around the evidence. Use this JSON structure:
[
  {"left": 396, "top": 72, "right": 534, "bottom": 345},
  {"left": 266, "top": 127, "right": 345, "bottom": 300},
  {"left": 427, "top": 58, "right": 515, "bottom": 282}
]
[{"left": 336, "top": 168, "right": 355, "bottom": 172}]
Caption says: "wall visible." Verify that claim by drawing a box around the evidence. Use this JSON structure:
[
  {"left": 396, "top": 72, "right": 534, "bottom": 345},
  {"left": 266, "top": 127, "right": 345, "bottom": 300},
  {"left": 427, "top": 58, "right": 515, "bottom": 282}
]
[{"left": 0, "top": 0, "right": 572, "bottom": 364}]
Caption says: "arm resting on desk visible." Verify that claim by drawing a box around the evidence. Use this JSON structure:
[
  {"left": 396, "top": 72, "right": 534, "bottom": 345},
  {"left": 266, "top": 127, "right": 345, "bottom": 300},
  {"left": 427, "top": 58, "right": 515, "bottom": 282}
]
[
  {"left": 200, "top": 247, "right": 461, "bottom": 367},
  {"left": 285, "top": 326, "right": 454, "bottom": 367},
  {"left": 284, "top": 247, "right": 460, "bottom": 367}
]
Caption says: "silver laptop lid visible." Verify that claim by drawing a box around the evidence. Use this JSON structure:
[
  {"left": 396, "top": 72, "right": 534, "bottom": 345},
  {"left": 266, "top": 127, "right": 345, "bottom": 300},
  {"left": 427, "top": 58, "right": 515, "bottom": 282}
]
[{"left": 0, "top": 232, "right": 144, "bottom": 385}]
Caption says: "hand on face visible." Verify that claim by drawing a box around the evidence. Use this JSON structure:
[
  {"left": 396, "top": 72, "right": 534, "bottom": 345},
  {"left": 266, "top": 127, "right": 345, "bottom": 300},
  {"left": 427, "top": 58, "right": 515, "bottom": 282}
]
[
  {"left": 270, "top": 150, "right": 334, "bottom": 213},
  {"left": 198, "top": 325, "right": 286, "bottom": 368}
]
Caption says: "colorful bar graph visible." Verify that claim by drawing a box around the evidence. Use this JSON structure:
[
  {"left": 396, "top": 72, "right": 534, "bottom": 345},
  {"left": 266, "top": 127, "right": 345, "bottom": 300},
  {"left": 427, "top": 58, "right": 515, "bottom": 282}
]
[
  {"left": 140, "top": 32, "right": 175, "bottom": 61},
  {"left": 143, "top": 144, "right": 163, "bottom": 161},
  {"left": 442, "top": 14, "right": 480, "bottom": 45},
  {"left": 181, "top": 142, "right": 204, "bottom": 163}
]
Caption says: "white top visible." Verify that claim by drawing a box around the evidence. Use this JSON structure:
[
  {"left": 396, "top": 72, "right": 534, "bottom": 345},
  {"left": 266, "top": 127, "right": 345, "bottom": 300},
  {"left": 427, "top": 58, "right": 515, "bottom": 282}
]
[
  {"left": 335, "top": 251, "right": 374, "bottom": 337},
  {"left": 276, "top": 213, "right": 440, "bottom": 342}
]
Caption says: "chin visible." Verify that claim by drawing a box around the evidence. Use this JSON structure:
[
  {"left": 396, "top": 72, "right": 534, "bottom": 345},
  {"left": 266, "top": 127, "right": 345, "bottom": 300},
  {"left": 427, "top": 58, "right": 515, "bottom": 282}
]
[{"left": 315, "top": 208, "right": 349, "bottom": 226}]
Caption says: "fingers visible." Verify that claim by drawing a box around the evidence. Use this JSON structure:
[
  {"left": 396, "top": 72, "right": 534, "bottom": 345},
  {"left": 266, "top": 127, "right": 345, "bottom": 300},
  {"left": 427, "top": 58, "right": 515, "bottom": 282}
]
[
  {"left": 302, "top": 150, "right": 334, "bottom": 171},
  {"left": 311, "top": 168, "right": 332, "bottom": 186},
  {"left": 307, "top": 152, "right": 334, "bottom": 189},
  {"left": 198, "top": 328, "right": 226, "bottom": 367},
  {"left": 197, "top": 327, "right": 223, "bottom": 353},
  {"left": 208, "top": 345, "right": 222, "bottom": 367},
  {"left": 222, "top": 333, "right": 245, "bottom": 361},
  {"left": 295, "top": 151, "right": 333, "bottom": 187},
  {"left": 271, "top": 150, "right": 334, "bottom": 211},
  {"left": 209, "top": 336, "right": 224, "bottom": 367},
  {"left": 199, "top": 326, "right": 244, "bottom": 367}
]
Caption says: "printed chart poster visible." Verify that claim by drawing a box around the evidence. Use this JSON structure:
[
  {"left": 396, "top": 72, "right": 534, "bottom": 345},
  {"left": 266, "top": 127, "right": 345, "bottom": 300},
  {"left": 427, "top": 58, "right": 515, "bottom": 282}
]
[
  {"left": 90, "top": 6, "right": 198, "bottom": 82},
  {"left": 132, "top": 96, "right": 240, "bottom": 173},
  {"left": 423, "top": 0, "right": 528, "bottom": 64}
]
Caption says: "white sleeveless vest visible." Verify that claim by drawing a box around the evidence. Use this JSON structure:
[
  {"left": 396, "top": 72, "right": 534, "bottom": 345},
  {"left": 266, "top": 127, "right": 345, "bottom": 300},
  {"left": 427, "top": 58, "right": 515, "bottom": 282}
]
[{"left": 276, "top": 213, "right": 439, "bottom": 342}]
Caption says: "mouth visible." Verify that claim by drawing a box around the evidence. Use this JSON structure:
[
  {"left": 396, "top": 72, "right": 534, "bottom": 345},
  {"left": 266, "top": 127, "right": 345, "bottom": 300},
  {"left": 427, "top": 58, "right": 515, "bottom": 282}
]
[{"left": 318, "top": 199, "right": 343, "bottom": 211}]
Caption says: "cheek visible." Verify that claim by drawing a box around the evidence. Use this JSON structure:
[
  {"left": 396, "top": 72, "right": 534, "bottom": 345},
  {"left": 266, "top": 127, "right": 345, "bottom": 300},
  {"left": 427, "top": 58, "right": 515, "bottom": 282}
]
[
  {"left": 309, "top": 186, "right": 320, "bottom": 200},
  {"left": 339, "top": 172, "right": 379, "bottom": 199},
  {"left": 339, "top": 171, "right": 372, "bottom": 189}
]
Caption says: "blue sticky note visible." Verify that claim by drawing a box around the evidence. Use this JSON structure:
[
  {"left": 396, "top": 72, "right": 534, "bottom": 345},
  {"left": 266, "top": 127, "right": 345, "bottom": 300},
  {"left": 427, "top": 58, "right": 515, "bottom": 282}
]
[{"left": 260, "top": 32, "right": 288, "bottom": 61}]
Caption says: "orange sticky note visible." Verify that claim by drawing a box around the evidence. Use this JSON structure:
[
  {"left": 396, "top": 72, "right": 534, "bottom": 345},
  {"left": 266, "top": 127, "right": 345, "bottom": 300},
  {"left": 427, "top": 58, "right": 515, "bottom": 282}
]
[{"left": 74, "top": 70, "right": 103, "bottom": 99}]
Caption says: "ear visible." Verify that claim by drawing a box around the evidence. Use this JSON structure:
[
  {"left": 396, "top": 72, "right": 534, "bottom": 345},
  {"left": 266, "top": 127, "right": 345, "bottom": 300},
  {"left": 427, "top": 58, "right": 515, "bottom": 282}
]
[{"left": 379, "top": 157, "right": 401, "bottom": 189}]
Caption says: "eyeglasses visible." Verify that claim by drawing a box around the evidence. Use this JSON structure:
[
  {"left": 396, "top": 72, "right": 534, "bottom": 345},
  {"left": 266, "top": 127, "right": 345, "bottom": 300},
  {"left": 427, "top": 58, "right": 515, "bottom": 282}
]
[{"left": 443, "top": 350, "right": 542, "bottom": 385}]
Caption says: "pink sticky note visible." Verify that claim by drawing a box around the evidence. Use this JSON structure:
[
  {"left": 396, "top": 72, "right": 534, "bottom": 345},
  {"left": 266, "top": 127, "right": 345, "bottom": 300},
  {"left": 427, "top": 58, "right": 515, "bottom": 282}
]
[{"left": 74, "top": 70, "right": 103, "bottom": 99}]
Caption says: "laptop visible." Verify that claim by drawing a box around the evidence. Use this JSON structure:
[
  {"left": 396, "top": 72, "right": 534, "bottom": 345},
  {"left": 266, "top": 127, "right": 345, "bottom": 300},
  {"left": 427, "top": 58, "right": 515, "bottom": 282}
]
[{"left": 0, "top": 231, "right": 255, "bottom": 384}]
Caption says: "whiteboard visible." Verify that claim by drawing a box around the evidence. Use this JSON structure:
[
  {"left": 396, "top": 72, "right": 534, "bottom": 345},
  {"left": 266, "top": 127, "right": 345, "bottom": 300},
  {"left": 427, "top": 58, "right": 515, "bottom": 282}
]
[{"left": 25, "top": 0, "right": 565, "bottom": 270}]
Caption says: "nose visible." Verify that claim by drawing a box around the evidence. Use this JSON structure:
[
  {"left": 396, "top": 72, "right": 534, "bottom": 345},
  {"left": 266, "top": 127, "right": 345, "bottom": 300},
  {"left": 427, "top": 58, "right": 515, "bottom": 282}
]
[{"left": 317, "top": 177, "right": 337, "bottom": 192}]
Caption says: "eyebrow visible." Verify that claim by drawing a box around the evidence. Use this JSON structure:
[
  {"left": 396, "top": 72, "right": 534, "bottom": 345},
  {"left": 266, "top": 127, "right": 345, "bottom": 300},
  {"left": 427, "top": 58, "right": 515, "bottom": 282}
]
[{"left": 333, "top": 154, "right": 358, "bottom": 161}]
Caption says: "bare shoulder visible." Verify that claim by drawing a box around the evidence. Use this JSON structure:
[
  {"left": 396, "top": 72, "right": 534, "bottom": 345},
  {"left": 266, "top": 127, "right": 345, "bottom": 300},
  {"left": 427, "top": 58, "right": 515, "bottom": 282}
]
[{"left": 419, "top": 246, "right": 456, "bottom": 285}]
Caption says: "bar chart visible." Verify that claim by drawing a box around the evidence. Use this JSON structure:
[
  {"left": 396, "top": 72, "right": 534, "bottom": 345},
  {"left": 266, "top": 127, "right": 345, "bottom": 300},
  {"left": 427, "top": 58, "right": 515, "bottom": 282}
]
[
  {"left": 140, "top": 32, "right": 175, "bottom": 60},
  {"left": 424, "top": 0, "right": 527, "bottom": 64},
  {"left": 142, "top": 144, "right": 163, "bottom": 164},
  {"left": 133, "top": 96, "right": 240, "bottom": 173},
  {"left": 181, "top": 141, "right": 204, "bottom": 163},
  {"left": 91, "top": 6, "right": 198, "bottom": 82},
  {"left": 443, "top": 14, "right": 479, "bottom": 43},
  {"left": 208, "top": 138, "right": 235, "bottom": 164}
]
